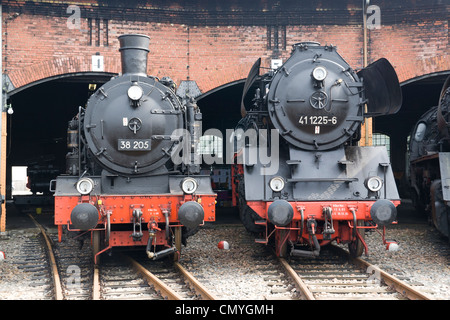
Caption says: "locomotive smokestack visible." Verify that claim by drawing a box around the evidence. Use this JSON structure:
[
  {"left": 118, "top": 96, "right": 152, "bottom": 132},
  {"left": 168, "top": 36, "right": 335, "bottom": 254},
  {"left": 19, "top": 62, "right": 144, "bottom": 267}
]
[{"left": 118, "top": 34, "right": 150, "bottom": 76}]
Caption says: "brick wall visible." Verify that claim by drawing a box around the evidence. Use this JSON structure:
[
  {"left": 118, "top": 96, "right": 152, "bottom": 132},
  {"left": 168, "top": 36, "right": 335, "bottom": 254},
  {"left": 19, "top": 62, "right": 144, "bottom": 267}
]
[
  {"left": 369, "top": 21, "right": 450, "bottom": 82},
  {"left": 2, "top": 0, "right": 449, "bottom": 94}
]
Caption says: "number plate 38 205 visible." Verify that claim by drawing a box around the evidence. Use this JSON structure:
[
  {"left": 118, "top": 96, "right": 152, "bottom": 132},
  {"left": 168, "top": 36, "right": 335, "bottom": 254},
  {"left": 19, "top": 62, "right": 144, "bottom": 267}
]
[{"left": 118, "top": 139, "right": 151, "bottom": 151}]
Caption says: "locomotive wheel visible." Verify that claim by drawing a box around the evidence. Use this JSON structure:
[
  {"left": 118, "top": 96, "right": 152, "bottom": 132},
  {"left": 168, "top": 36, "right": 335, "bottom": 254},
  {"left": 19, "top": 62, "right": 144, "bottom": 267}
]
[
  {"left": 348, "top": 221, "right": 365, "bottom": 258},
  {"left": 430, "top": 180, "right": 450, "bottom": 239},
  {"left": 239, "top": 204, "right": 266, "bottom": 234},
  {"left": 238, "top": 182, "right": 265, "bottom": 234}
]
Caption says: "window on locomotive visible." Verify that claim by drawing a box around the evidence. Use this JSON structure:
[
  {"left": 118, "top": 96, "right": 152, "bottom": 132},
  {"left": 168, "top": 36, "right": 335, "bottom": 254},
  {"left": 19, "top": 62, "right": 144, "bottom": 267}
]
[
  {"left": 372, "top": 133, "right": 391, "bottom": 159},
  {"left": 198, "top": 135, "right": 223, "bottom": 158},
  {"left": 413, "top": 122, "right": 427, "bottom": 142}
]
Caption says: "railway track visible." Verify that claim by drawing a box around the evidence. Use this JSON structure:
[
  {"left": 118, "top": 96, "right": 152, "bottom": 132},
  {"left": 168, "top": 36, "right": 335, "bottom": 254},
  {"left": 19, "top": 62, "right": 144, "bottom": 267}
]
[
  {"left": 6, "top": 232, "right": 54, "bottom": 299},
  {"left": 28, "top": 214, "right": 93, "bottom": 300},
  {"left": 10, "top": 216, "right": 433, "bottom": 300},
  {"left": 280, "top": 245, "right": 431, "bottom": 300},
  {"left": 179, "top": 226, "right": 298, "bottom": 299},
  {"left": 28, "top": 214, "right": 216, "bottom": 300},
  {"left": 93, "top": 254, "right": 217, "bottom": 300}
]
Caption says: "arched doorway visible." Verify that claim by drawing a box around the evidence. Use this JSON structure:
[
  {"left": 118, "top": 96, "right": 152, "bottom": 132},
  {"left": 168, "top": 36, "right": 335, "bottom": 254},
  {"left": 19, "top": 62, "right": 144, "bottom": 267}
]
[
  {"left": 5, "top": 72, "right": 114, "bottom": 211},
  {"left": 196, "top": 80, "right": 245, "bottom": 219},
  {"left": 374, "top": 71, "right": 450, "bottom": 198}
]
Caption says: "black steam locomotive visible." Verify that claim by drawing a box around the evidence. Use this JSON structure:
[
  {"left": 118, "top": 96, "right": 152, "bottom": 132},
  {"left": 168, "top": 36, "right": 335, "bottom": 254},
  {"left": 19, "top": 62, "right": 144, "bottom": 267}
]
[
  {"left": 52, "top": 34, "right": 216, "bottom": 263},
  {"left": 409, "top": 76, "right": 450, "bottom": 239},
  {"left": 233, "top": 42, "right": 402, "bottom": 257}
]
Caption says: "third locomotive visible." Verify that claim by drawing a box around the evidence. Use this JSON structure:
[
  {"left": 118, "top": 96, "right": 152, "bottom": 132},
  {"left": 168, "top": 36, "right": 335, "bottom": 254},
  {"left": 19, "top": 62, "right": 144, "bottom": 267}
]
[{"left": 409, "top": 76, "right": 450, "bottom": 240}]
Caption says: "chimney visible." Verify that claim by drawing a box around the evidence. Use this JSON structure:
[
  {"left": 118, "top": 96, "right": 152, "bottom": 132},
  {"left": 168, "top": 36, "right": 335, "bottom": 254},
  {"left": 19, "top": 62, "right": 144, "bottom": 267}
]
[{"left": 118, "top": 34, "right": 150, "bottom": 76}]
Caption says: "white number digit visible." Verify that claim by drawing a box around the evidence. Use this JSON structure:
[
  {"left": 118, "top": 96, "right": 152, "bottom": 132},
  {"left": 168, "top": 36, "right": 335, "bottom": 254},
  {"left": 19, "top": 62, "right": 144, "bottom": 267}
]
[{"left": 332, "top": 116, "right": 337, "bottom": 124}]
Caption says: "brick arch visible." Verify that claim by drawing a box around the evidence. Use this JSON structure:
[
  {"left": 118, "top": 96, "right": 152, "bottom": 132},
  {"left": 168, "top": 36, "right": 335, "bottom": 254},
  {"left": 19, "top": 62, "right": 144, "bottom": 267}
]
[
  {"left": 7, "top": 53, "right": 449, "bottom": 101},
  {"left": 7, "top": 55, "right": 255, "bottom": 97},
  {"left": 395, "top": 55, "right": 450, "bottom": 84},
  {"left": 7, "top": 56, "right": 121, "bottom": 93},
  {"left": 190, "top": 59, "right": 259, "bottom": 94}
]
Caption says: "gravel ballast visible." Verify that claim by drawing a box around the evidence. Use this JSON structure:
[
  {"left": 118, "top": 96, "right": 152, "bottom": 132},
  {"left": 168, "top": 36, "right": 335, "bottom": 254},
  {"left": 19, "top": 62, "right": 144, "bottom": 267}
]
[
  {"left": 1, "top": 220, "right": 449, "bottom": 300},
  {"left": 181, "top": 222, "right": 450, "bottom": 300}
]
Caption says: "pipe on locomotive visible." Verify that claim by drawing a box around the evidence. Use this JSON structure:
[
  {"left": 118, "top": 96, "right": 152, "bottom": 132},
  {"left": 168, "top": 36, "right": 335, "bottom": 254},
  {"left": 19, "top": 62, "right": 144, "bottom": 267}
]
[{"left": 118, "top": 34, "right": 150, "bottom": 76}]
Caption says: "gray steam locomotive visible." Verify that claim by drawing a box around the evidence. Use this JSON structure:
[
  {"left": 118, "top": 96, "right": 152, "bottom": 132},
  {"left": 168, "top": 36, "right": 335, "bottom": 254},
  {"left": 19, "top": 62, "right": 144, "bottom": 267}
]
[
  {"left": 409, "top": 76, "right": 450, "bottom": 239},
  {"left": 233, "top": 42, "right": 403, "bottom": 257},
  {"left": 52, "top": 34, "right": 216, "bottom": 263}
]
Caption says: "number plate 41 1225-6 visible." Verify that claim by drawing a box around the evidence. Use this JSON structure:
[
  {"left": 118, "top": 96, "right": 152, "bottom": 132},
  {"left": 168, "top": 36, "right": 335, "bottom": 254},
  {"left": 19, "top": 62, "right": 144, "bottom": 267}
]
[{"left": 118, "top": 139, "right": 151, "bottom": 151}]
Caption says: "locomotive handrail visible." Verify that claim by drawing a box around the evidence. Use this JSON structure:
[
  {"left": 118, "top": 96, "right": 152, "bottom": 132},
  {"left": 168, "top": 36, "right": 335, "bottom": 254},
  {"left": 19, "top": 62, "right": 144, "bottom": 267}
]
[
  {"left": 49, "top": 179, "right": 56, "bottom": 193},
  {"left": 287, "top": 178, "right": 358, "bottom": 183},
  {"left": 286, "top": 159, "right": 301, "bottom": 165}
]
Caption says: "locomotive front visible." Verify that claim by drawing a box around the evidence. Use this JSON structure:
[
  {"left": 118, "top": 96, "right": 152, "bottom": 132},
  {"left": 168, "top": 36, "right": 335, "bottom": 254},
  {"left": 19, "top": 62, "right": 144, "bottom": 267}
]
[
  {"left": 267, "top": 42, "right": 362, "bottom": 151},
  {"left": 53, "top": 34, "right": 216, "bottom": 263},
  {"left": 234, "top": 42, "right": 402, "bottom": 257}
]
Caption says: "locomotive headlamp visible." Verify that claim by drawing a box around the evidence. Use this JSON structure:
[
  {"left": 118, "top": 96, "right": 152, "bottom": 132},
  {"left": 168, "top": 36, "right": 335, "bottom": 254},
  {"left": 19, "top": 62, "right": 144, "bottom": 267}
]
[
  {"left": 365, "top": 176, "right": 383, "bottom": 192},
  {"left": 269, "top": 177, "right": 285, "bottom": 192},
  {"left": 181, "top": 177, "right": 198, "bottom": 194},
  {"left": 76, "top": 178, "right": 94, "bottom": 195},
  {"left": 312, "top": 66, "right": 327, "bottom": 81},
  {"left": 127, "top": 83, "right": 143, "bottom": 101}
]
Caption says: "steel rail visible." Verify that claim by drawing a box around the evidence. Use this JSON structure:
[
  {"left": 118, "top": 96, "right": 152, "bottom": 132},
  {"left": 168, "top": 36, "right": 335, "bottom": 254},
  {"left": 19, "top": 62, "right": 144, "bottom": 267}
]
[
  {"left": 27, "top": 214, "right": 64, "bottom": 300},
  {"left": 278, "top": 257, "right": 315, "bottom": 300},
  {"left": 92, "top": 265, "right": 101, "bottom": 300},
  {"left": 125, "top": 256, "right": 182, "bottom": 300},
  {"left": 174, "top": 262, "right": 217, "bottom": 300},
  {"left": 349, "top": 254, "right": 431, "bottom": 300},
  {"left": 331, "top": 245, "right": 431, "bottom": 300}
]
